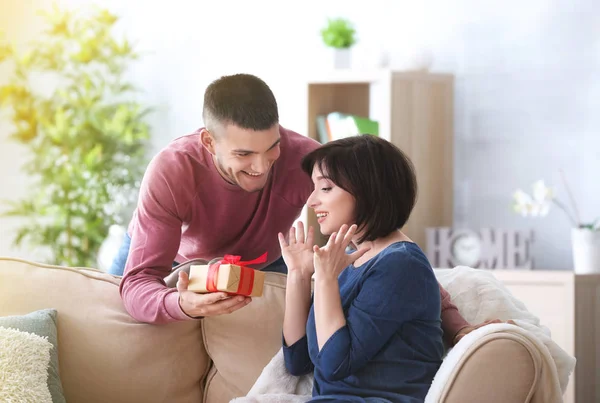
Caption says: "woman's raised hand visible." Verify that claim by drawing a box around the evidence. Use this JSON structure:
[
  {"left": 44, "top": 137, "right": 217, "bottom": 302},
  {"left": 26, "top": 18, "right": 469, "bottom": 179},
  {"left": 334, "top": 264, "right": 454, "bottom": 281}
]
[
  {"left": 278, "top": 221, "right": 315, "bottom": 277},
  {"left": 313, "top": 224, "right": 370, "bottom": 281}
]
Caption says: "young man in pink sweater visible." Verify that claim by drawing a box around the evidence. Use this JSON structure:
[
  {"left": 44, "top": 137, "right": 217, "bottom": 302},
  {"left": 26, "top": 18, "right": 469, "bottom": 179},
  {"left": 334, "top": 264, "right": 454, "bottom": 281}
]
[{"left": 114, "top": 73, "right": 486, "bottom": 345}]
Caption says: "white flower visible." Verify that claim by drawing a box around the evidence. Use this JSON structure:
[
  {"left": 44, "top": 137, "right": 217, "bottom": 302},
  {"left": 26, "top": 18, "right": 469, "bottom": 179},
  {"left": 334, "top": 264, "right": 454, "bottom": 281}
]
[
  {"left": 512, "top": 189, "right": 534, "bottom": 217},
  {"left": 512, "top": 181, "right": 554, "bottom": 217},
  {"left": 512, "top": 177, "right": 599, "bottom": 231}
]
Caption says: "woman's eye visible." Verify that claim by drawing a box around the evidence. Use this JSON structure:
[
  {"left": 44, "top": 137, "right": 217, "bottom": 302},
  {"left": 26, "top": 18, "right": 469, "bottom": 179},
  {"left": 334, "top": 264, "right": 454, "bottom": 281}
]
[{"left": 321, "top": 187, "right": 332, "bottom": 192}]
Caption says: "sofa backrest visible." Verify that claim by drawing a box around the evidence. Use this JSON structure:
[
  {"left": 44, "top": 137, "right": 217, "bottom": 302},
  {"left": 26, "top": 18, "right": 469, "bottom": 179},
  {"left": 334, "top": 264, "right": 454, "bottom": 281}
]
[
  {"left": 201, "top": 272, "right": 288, "bottom": 402},
  {"left": 0, "top": 257, "right": 210, "bottom": 403}
]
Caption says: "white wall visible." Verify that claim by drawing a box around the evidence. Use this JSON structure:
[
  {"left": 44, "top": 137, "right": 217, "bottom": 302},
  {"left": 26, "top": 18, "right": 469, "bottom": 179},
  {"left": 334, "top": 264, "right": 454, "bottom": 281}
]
[{"left": 1, "top": 0, "right": 598, "bottom": 269}]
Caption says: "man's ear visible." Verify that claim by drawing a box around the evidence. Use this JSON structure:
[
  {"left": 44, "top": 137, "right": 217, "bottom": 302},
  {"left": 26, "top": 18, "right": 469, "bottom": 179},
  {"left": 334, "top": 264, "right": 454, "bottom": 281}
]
[{"left": 200, "top": 128, "right": 216, "bottom": 155}]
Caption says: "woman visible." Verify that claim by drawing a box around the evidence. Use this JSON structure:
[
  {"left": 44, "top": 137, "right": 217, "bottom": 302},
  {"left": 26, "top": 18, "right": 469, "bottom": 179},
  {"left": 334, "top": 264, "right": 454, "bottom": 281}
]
[{"left": 280, "top": 135, "right": 446, "bottom": 402}]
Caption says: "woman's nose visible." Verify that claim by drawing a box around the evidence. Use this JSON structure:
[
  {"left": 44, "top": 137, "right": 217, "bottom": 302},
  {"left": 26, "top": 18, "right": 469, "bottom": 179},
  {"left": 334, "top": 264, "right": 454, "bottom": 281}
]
[{"left": 307, "top": 190, "right": 319, "bottom": 209}]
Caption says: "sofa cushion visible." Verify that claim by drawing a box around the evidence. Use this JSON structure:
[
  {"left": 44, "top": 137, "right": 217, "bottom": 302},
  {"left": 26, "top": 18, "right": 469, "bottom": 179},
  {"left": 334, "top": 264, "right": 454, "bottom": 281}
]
[
  {"left": 202, "top": 272, "right": 287, "bottom": 403},
  {"left": 0, "top": 309, "right": 65, "bottom": 403},
  {"left": 0, "top": 257, "right": 210, "bottom": 403}
]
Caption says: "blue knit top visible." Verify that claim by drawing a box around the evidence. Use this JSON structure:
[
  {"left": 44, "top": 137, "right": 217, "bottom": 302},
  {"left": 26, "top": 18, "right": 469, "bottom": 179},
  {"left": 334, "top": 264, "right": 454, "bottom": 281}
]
[{"left": 283, "top": 242, "right": 444, "bottom": 402}]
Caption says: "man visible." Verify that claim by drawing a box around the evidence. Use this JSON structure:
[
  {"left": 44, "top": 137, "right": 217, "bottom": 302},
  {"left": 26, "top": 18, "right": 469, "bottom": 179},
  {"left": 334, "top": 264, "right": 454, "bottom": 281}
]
[
  {"left": 115, "top": 73, "right": 320, "bottom": 324},
  {"left": 115, "top": 73, "right": 496, "bottom": 347}
]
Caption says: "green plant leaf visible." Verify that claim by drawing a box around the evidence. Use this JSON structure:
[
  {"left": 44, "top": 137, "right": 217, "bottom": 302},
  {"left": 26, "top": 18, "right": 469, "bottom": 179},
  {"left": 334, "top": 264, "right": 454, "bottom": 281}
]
[{"left": 84, "top": 144, "right": 103, "bottom": 167}]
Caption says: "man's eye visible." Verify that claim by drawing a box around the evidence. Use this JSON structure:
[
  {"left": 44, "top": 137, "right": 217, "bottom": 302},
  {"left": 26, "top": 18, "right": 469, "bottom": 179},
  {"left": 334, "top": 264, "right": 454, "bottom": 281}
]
[{"left": 236, "top": 153, "right": 250, "bottom": 157}]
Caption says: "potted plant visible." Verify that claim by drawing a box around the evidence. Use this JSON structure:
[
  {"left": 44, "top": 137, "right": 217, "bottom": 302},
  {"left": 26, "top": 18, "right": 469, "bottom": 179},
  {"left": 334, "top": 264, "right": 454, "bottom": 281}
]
[
  {"left": 512, "top": 175, "right": 599, "bottom": 273},
  {"left": 0, "top": 5, "right": 151, "bottom": 267},
  {"left": 320, "top": 18, "right": 357, "bottom": 69}
]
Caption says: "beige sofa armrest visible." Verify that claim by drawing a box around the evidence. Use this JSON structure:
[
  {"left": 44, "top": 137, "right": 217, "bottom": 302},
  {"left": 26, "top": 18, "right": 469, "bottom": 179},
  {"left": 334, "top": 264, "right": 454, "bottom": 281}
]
[{"left": 441, "top": 333, "right": 541, "bottom": 403}]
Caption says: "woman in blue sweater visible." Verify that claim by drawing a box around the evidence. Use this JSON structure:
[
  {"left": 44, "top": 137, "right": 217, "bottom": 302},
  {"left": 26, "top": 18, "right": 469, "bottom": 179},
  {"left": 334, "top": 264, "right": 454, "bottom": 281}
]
[{"left": 279, "top": 134, "right": 444, "bottom": 402}]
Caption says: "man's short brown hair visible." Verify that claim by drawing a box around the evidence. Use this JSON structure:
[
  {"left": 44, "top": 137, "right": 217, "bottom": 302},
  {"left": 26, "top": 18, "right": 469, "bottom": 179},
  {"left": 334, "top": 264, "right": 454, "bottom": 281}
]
[{"left": 202, "top": 73, "right": 278, "bottom": 132}]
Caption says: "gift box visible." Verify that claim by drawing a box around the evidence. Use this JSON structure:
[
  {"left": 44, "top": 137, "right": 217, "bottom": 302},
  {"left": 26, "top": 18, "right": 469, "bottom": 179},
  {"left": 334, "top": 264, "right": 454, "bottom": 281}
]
[{"left": 188, "top": 253, "right": 267, "bottom": 297}]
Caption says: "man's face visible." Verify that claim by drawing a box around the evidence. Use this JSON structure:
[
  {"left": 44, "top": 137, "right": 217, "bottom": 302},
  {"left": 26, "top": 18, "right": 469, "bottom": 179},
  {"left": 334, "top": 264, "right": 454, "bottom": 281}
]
[{"left": 201, "top": 124, "right": 281, "bottom": 192}]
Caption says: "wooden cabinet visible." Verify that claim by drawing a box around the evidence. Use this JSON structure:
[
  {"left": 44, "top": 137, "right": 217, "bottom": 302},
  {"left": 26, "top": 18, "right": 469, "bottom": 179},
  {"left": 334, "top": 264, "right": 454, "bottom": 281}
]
[
  {"left": 490, "top": 270, "right": 600, "bottom": 403},
  {"left": 302, "top": 70, "right": 454, "bottom": 247}
]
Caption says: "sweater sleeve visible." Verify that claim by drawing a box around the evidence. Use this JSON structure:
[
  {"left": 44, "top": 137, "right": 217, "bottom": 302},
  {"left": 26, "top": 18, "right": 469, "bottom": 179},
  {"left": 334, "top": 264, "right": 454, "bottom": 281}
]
[
  {"left": 313, "top": 254, "right": 439, "bottom": 381},
  {"left": 439, "top": 283, "right": 470, "bottom": 344},
  {"left": 282, "top": 334, "right": 314, "bottom": 376},
  {"left": 119, "top": 153, "right": 195, "bottom": 324}
]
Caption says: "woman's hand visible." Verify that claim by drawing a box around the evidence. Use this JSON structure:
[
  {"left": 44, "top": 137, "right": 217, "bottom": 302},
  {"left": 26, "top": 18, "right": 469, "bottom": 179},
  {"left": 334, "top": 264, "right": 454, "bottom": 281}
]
[
  {"left": 313, "top": 224, "right": 370, "bottom": 281},
  {"left": 278, "top": 221, "right": 315, "bottom": 277}
]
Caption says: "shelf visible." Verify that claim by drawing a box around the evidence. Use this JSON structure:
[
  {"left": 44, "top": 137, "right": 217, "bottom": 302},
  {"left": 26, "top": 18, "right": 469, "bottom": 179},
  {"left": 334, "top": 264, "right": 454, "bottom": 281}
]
[{"left": 303, "top": 70, "right": 454, "bottom": 248}]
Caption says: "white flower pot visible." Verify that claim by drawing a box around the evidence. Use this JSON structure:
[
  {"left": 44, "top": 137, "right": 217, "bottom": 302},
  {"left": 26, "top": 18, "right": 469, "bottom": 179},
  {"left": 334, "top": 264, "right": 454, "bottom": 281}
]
[
  {"left": 334, "top": 48, "right": 351, "bottom": 69},
  {"left": 571, "top": 228, "right": 600, "bottom": 274}
]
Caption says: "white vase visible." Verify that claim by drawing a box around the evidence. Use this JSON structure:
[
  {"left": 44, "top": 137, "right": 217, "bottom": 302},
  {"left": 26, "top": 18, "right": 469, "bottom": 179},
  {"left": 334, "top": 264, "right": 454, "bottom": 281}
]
[
  {"left": 334, "top": 48, "right": 351, "bottom": 69},
  {"left": 571, "top": 228, "right": 600, "bottom": 274}
]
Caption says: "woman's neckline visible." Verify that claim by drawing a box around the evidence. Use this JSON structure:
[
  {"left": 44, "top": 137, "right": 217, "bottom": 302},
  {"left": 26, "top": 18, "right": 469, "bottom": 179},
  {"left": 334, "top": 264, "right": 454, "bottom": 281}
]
[{"left": 351, "top": 240, "right": 415, "bottom": 269}]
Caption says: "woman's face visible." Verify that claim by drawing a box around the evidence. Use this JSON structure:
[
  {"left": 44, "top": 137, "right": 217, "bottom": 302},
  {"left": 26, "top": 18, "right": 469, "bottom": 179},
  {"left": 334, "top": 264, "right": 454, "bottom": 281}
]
[{"left": 307, "top": 164, "right": 356, "bottom": 236}]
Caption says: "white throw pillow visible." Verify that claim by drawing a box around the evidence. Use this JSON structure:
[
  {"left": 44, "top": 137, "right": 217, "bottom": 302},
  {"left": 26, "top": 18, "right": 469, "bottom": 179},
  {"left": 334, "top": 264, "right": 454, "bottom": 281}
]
[{"left": 0, "top": 326, "right": 53, "bottom": 403}]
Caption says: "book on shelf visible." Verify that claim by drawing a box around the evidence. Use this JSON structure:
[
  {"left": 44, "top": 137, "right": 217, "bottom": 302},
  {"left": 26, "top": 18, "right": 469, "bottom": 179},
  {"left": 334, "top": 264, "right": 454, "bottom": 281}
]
[{"left": 316, "top": 112, "right": 379, "bottom": 144}]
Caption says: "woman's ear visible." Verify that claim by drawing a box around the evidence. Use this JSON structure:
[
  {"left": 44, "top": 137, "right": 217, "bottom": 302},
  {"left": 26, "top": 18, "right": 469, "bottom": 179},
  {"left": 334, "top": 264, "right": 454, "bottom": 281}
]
[{"left": 200, "top": 128, "right": 216, "bottom": 155}]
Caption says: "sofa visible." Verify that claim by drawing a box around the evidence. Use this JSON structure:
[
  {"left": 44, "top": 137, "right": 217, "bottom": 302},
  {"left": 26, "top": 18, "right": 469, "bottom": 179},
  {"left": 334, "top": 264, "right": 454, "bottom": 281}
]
[{"left": 0, "top": 257, "right": 543, "bottom": 403}]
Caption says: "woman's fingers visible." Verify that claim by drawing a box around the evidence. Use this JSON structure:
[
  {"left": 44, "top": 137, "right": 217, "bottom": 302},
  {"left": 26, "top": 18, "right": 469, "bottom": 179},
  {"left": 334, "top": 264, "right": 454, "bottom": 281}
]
[
  {"left": 289, "top": 226, "right": 297, "bottom": 244},
  {"left": 335, "top": 224, "right": 348, "bottom": 243},
  {"left": 343, "top": 224, "right": 357, "bottom": 244},
  {"left": 278, "top": 232, "right": 288, "bottom": 248},
  {"left": 327, "top": 232, "right": 337, "bottom": 247},
  {"left": 349, "top": 246, "right": 371, "bottom": 263},
  {"left": 306, "top": 225, "right": 314, "bottom": 246},
  {"left": 296, "top": 221, "right": 305, "bottom": 243}
]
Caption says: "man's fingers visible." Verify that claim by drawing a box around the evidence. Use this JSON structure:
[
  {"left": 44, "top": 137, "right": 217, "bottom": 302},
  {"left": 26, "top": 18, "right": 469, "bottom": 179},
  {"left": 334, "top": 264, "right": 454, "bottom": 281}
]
[
  {"left": 278, "top": 232, "right": 288, "bottom": 248},
  {"left": 199, "top": 291, "right": 232, "bottom": 305},
  {"left": 203, "top": 295, "right": 251, "bottom": 315},
  {"left": 479, "top": 319, "right": 502, "bottom": 328},
  {"left": 177, "top": 271, "right": 189, "bottom": 293}
]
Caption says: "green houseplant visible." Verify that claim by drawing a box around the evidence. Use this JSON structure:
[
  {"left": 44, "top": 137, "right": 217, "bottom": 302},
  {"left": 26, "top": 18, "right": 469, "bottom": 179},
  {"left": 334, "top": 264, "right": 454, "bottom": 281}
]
[
  {"left": 320, "top": 18, "right": 357, "bottom": 49},
  {"left": 320, "top": 18, "right": 357, "bottom": 69},
  {"left": 0, "top": 5, "right": 151, "bottom": 267}
]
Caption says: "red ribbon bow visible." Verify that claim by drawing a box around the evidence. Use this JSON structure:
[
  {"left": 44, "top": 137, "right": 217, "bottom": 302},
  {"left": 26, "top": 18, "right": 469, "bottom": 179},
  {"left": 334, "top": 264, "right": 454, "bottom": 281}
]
[
  {"left": 221, "top": 252, "right": 268, "bottom": 267},
  {"left": 206, "top": 252, "right": 268, "bottom": 296}
]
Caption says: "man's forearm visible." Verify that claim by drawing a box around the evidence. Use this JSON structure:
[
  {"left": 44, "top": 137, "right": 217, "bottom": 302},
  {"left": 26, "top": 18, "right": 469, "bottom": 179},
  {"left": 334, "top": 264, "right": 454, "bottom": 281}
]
[
  {"left": 439, "top": 283, "right": 470, "bottom": 343},
  {"left": 120, "top": 268, "right": 192, "bottom": 324},
  {"left": 441, "top": 305, "right": 470, "bottom": 343}
]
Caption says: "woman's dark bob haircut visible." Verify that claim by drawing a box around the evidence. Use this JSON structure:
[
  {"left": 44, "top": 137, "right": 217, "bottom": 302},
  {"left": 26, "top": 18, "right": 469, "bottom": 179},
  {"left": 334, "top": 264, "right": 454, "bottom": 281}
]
[{"left": 301, "top": 134, "right": 417, "bottom": 243}]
